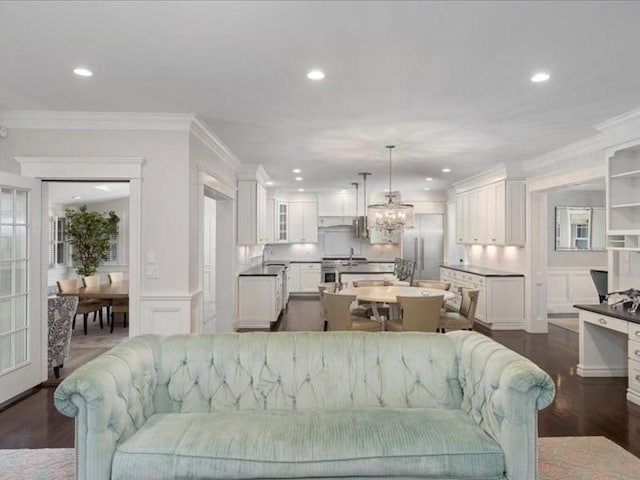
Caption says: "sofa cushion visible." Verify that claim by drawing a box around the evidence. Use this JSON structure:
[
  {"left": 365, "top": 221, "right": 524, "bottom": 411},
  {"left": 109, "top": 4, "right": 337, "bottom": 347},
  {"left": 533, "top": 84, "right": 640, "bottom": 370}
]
[{"left": 112, "top": 408, "right": 504, "bottom": 480}]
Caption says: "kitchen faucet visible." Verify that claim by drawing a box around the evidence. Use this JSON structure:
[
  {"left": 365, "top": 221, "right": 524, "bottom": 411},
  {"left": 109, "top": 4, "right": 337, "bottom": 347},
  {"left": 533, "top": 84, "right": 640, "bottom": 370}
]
[
  {"left": 349, "top": 247, "right": 354, "bottom": 264},
  {"left": 262, "top": 245, "right": 274, "bottom": 267}
]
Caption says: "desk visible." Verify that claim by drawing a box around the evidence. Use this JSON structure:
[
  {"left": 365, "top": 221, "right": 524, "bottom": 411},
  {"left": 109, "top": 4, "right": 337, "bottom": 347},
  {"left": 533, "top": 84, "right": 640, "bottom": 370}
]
[
  {"left": 57, "top": 281, "right": 129, "bottom": 300},
  {"left": 339, "top": 286, "right": 454, "bottom": 321},
  {"left": 575, "top": 303, "right": 640, "bottom": 406}
]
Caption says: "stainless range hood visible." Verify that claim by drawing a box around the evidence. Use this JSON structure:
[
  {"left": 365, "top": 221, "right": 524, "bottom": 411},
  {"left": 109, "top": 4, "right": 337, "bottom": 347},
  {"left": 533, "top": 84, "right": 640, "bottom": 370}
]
[{"left": 352, "top": 172, "right": 370, "bottom": 239}]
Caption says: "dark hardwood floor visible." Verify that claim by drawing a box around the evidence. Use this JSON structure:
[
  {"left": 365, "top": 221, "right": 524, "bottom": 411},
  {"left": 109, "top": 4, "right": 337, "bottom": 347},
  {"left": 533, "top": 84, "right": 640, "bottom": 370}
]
[{"left": 1, "top": 298, "right": 639, "bottom": 458}]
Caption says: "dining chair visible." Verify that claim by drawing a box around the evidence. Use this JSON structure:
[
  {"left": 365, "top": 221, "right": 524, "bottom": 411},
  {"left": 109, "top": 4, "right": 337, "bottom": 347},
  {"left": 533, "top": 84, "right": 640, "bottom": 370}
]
[
  {"left": 439, "top": 287, "right": 479, "bottom": 333},
  {"left": 318, "top": 282, "right": 337, "bottom": 331},
  {"left": 414, "top": 280, "right": 451, "bottom": 312},
  {"left": 56, "top": 279, "right": 107, "bottom": 335},
  {"left": 108, "top": 272, "right": 125, "bottom": 283},
  {"left": 48, "top": 296, "right": 78, "bottom": 379},
  {"left": 386, "top": 295, "right": 443, "bottom": 332},
  {"left": 324, "top": 292, "right": 381, "bottom": 332},
  {"left": 82, "top": 275, "right": 110, "bottom": 328}
]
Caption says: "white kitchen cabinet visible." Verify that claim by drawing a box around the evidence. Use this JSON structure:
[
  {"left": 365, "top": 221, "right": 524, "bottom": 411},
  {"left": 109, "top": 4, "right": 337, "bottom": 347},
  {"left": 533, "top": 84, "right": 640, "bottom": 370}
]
[
  {"left": 440, "top": 266, "right": 525, "bottom": 329},
  {"left": 606, "top": 145, "right": 640, "bottom": 250},
  {"left": 289, "top": 262, "right": 321, "bottom": 293},
  {"left": 238, "top": 271, "right": 285, "bottom": 328},
  {"left": 318, "top": 192, "right": 357, "bottom": 217},
  {"left": 275, "top": 201, "right": 288, "bottom": 243},
  {"left": 237, "top": 181, "right": 268, "bottom": 245},
  {"left": 455, "top": 180, "right": 525, "bottom": 246},
  {"left": 288, "top": 202, "right": 318, "bottom": 243}
]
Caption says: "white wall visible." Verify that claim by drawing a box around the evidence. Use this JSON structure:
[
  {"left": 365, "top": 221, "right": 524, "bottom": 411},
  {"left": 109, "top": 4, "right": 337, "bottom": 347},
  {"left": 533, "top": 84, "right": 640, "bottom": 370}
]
[{"left": 0, "top": 122, "right": 237, "bottom": 335}]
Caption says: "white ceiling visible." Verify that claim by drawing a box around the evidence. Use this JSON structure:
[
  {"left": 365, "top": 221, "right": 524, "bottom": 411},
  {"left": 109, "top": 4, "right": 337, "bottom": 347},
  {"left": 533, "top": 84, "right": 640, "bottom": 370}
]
[
  {"left": 1, "top": 1, "right": 639, "bottom": 194},
  {"left": 47, "top": 182, "right": 129, "bottom": 207}
]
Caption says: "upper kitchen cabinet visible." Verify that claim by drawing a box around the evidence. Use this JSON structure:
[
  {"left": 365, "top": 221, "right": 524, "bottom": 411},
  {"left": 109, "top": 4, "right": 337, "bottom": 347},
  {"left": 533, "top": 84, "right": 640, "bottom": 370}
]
[
  {"left": 288, "top": 202, "right": 318, "bottom": 243},
  {"left": 456, "top": 180, "right": 525, "bottom": 246},
  {"left": 237, "top": 180, "right": 269, "bottom": 245},
  {"left": 318, "top": 192, "right": 357, "bottom": 217},
  {"left": 607, "top": 144, "right": 640, "bottom": 250}
]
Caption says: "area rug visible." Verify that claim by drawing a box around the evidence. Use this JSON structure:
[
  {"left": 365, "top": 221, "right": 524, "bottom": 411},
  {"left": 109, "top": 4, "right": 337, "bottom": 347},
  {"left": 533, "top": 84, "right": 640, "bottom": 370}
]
[{"left": 1, "top": 437, "right": 638, "bottom": 479}]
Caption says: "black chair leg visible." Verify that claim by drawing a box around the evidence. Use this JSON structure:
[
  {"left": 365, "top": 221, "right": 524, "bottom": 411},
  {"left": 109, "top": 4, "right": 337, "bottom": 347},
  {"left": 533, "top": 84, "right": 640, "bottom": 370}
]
[
  {"left": 323, "top": 320, "right": 328, "bottom": 332},
  {"left": 124, "top": 313, "right": 128, "bottom": 328},
  {"left": 83, "top": 313, "right": 88, "bottom": 335},
  {"left": 53, "top": 366, "right": 61, "bottom": 378},
  {"left": 110, "top": 312, "right": 115, "bottom": 334},
  {"left": 72, "top": 315, "right": 76, "bottom": 330},
  {"left": 99, "top": 308, "right": 104, "bottom": 329}
]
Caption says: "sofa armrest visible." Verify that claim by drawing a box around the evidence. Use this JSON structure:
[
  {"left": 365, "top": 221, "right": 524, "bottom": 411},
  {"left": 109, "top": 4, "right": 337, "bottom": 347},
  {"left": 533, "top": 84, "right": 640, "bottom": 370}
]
[
  {"left": 54, "top": 335, "right": 159, "bottom": 480},
  {"left": 446, "top": 331, "right": 555, "bottom": 480}
]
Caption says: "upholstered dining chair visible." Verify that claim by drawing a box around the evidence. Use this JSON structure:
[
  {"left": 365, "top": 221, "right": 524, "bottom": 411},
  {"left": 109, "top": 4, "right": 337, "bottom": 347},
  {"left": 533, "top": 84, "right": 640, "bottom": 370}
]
[
  {"left": 439, "top": 287, "right": 479, "bottom": 333},
  {"left": 56, "top": 278, "right": 107, "bottom": 335},
  {"left": 318, "top": 282, "right": 337, "bottom": 331},
  {"left": 386, "top": 295, "right": 443, "bottom": 332},
  {"left": 413, "top": 280, "right": 452, "bottom": 312},
  {"left": 81, "top": 275, "right": 110, "bottom": 328},
  {"left": 108, "top": 272, "right": 129, "bottom": 333},
  {"left": 48, "top": 296, "right": 78, "bottom": 378},
  {"left": 324, "top": 292, "right": 382, "bottom": 332}
]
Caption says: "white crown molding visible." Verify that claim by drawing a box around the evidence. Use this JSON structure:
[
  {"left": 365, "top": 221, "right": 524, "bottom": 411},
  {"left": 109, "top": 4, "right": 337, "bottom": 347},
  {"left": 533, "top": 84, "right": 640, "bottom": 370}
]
[
  {"left": 1, "top": 110, "right": 196, "bottom": 131},
  {"left": 190, "top": 116, "right": 241, "bottom": 169},
  {"left": 594, "top": 106, "right": 640, "bottom": 132},
  {"left": 452, "top": 164, "right": 510, "bottom": 193},
  {"left": 522, "top": 133, "right": 607, "bottom": 177},
  {"left": 15, "top": 156, "right": 145, "bottom": 179},
  {"left": 237, "top": 163, "right": 270, "bottom": 184}
]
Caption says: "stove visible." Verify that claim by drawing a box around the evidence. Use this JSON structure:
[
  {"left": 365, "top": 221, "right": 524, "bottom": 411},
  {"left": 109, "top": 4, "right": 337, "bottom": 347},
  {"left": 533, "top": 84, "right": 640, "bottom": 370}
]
[{"left": 321, "top": 257, "right": 367, "bottom": 282}]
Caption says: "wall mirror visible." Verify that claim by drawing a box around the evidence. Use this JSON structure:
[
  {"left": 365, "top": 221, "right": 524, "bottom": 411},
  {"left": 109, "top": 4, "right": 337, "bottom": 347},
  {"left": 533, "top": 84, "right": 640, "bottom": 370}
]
[{"left": 555, "top": 206, "right": 606, "bottom": 251}]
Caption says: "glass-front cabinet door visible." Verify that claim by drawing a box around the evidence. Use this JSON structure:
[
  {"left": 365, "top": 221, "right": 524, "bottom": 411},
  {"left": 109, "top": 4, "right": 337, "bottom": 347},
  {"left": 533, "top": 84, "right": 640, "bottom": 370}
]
[{"left": 277, "top": 201, "right": 288, "bottom": 242}]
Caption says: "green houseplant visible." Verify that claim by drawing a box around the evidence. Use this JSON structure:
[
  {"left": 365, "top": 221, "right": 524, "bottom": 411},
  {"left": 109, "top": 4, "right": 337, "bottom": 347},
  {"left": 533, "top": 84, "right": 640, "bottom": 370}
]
[{"left": 65, "top": 205, "right": 120, "bottom": 276}]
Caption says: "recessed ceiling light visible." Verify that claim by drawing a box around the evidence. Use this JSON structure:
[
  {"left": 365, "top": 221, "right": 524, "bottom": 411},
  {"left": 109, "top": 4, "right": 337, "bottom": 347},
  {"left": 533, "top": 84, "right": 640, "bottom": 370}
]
[
  {"left": 424, "top": 187, "right": 430, "bottom": 191},
  {"left": 425, "top": 177, "right": 433, "bottom": 182},
  {"left": 442, "top": 168, "right": 451, "bottom": 173},
  {"left": 94, "top": 184, "right": 110, "bottom": 191},
  {"left": 295, "top": 176, "right": 303, "bottom": 181},
  {"left": 531, "top": 72, "right": 550, "bottom": 83},
  {"left": 292, "top": 168, "right": 301, "bottom": 173},
  {"left": 265, "top": 181, "right": 274, "bottom": 186},
  {"left": 307, "top": 70, "right": 325, "bottom": 80},
  {"left": 298, "top": 188, "right": 305, "bottom": 192},
  {"left": 73, "top": 67, "right": 93, "bottom": 77},
  {"left": 72, "top": 195, "right": 81, "bottom": 200}
]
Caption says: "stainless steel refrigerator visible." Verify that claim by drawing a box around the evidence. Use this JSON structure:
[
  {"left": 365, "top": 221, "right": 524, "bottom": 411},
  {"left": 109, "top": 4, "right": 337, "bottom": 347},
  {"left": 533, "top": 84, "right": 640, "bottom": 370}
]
[{"left": 402, "top": 214, "right": 444, "bottom": 281}]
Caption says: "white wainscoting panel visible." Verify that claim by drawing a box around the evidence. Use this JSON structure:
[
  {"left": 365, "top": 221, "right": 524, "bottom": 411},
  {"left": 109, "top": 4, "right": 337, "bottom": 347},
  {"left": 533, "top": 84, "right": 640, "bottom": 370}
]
[
  {"left": 139, "top": 295, "right": 193, "bottom": 334},
  {"left": 547, "top": 267, "right": 602, "bottom": 313}
]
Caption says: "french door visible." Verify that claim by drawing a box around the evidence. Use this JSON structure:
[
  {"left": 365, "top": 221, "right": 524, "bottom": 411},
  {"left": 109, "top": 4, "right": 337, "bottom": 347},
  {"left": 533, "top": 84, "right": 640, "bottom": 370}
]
[{"left": 0, "top": 172, "right": 41, "bottom": 405}]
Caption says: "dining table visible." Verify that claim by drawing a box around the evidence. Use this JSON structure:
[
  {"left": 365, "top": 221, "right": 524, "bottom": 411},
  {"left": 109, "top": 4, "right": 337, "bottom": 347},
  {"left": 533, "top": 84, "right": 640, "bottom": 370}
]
[{"left": 338, "top": 285, "right": 455, "bottom": 322}]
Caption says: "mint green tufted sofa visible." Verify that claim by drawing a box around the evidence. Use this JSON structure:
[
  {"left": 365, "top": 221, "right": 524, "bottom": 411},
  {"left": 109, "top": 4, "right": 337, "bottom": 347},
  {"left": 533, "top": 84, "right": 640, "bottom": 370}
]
[{"left": 54, "top": 331, "right": 555, "bottom": 480}]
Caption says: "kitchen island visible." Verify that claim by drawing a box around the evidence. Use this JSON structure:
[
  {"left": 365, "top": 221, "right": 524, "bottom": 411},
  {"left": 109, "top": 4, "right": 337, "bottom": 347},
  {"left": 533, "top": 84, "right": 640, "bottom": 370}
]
[
  {"left": 336, "top": 263, "right": 395, "bottom": 289},
  {"left": 238, "top": 264, "right": 287, "bottom": 329}
]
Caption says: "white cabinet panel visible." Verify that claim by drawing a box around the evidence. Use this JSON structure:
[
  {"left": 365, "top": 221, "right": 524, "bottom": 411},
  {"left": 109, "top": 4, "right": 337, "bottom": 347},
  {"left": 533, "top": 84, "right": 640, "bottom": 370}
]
[
  {"left": 440, "top": 267, "right": 524, "bottom": 329},
  {"left": 237, "top": 181, "right": 268, "bottom": 245},
  {"left": 289, "top": 202, "right": 318, "bottom": 243},
  {"left": 455, "top": 180, "right": 525, "bottom": 246},
  {"left": 289, "top": 262, "right": 321, "bottom": 293}
]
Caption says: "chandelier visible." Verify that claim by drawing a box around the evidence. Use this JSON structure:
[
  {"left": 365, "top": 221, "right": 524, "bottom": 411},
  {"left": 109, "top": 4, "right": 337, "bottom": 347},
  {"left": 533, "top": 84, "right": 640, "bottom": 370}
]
[{"left": 367, "top": 145, "right": 415, "bottom": 231}]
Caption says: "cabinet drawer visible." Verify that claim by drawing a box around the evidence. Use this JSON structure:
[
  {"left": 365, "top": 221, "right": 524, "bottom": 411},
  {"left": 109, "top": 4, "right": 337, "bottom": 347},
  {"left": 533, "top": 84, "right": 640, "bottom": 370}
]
[
  {"left": 629, "top": 359, "right": 640, "bottom": 393},
  {"left": 581, "top": 311, "right": 628, "bottom": 335},
  {"left": 630, "top": 324, "right": 640, "bottom": 341},
  {"left": 629, "top": 341, "right": 640, "bottom": 362},
  {"left": 303, "top": 263, "right": 321, "bottom": 270}
]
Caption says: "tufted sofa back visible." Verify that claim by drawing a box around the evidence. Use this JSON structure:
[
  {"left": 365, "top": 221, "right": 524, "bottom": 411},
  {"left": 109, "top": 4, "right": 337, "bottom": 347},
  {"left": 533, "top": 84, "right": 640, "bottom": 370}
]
[{"left": 151, "top": 332, "right": 464, "bottom": 413}]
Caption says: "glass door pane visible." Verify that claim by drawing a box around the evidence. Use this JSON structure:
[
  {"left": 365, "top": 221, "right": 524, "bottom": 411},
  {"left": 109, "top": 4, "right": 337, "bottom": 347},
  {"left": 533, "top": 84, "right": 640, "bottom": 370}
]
[{"left": 0, "top": 187, "right": 29, "bottom": 374}]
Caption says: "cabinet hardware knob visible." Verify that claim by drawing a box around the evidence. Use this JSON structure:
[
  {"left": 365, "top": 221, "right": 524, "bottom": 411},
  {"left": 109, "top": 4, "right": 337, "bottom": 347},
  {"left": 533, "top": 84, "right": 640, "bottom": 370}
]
[
  {"left": 635, "top": 350, "right": 640, "bottom": 357},
  {"left": 598, "top": 318, "right": 607, "bottom": 325},
  {"left": 492, "top": 238, "right": 496, "bottom": 241},
  {"left": 635, "top": 331, "right": 640, "bottom": 337},
  {"left": 473, "top": 238, "right": 478, "bottom": 241},
  {"left": 636, "top": 375, "right": 640, "bottom": 382}
]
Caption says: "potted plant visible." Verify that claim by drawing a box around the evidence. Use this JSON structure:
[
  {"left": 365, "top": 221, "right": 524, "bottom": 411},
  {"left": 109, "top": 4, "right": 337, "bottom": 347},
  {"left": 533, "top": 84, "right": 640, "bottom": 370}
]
[{"left": 64, "top": 205, "right": 120, "bottom": 276}]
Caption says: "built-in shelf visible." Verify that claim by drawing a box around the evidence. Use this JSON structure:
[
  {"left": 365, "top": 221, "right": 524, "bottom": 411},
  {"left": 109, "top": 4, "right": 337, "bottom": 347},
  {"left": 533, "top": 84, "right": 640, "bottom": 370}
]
[
  {"left": 610, "top": 169, "right": 640, "bottom": 179},
  {"left": 611, "top": 202, "right": 640, "bottom": 209}
]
